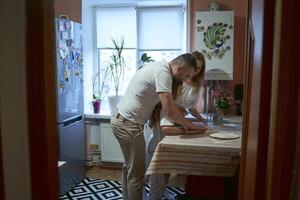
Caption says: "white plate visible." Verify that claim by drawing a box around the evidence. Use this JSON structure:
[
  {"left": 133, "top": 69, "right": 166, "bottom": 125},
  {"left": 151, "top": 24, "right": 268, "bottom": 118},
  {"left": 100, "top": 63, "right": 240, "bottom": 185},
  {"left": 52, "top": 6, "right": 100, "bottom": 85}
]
[{"left": 209, "top": 132, "right": 240, "bottom": 140}]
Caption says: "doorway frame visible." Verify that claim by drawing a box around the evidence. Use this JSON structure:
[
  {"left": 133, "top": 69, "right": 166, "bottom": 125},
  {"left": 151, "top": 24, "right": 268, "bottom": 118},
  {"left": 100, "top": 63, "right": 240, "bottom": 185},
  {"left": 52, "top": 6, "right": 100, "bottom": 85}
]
[
  {"left": 265, "top": 0, "right": 300, "bottom": 199},
  {"left": 26, "top": 0, "right": 59, "bottom": 199},
  {"left": 0, "top": 122, "right": 4, "bottom": 200},
  {"left": 23, "top": 0, "right": 299, "bottom": 199},
  {"left": 238, "top": 0, "right": 300, "bottom": 199}
]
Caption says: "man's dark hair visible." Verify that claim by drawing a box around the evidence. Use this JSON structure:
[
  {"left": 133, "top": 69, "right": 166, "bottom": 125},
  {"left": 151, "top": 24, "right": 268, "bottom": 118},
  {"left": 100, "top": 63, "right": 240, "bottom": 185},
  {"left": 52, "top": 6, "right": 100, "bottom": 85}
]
[{"left": 169, "top": 53, "right": 198, "bottom": 70}]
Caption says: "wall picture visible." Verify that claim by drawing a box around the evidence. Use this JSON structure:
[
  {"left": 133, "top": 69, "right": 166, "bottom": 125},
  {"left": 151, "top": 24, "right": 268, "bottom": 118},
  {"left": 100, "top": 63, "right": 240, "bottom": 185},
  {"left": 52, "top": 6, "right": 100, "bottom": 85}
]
[{"left": 196, "top": 11, "right": 234, "bottom": 80}]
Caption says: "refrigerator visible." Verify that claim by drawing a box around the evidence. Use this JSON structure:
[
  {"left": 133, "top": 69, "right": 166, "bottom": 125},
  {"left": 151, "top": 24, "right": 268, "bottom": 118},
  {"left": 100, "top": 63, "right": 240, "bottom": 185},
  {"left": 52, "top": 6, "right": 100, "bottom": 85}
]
[{"left": 55, "top": 18, "right": 85, "bottom": 195}]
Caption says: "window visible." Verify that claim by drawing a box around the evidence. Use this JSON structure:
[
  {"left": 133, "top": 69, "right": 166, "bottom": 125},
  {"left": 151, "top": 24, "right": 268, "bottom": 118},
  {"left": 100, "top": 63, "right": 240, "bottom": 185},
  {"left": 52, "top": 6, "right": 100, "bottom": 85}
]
[
  {"left": 137, "top": 7, "right": 184, "bottom": 60},
  {"left": 95, "top": 5, "right": 185, "bottom": 112}
]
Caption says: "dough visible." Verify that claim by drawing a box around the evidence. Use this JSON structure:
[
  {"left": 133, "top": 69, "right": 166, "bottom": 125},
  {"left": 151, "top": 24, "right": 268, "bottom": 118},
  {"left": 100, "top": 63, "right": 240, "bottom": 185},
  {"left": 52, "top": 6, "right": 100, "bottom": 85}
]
[{"left": 209, "top": 132, "right": 240, "bottom": 140}]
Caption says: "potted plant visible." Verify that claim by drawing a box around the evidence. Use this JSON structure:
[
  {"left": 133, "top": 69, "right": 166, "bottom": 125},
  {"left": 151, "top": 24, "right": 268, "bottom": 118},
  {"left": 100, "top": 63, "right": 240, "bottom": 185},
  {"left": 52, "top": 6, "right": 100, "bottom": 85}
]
[
  {"left": 138, "top": 53, "right": 155, "bottom": 69},
  {"left": 213, "top": 89, "right": 235, "bottom": 116},
  {"left": 92, "top": 68, "right": 108, "bottom": 113},
  {"left": 106, "top": 37, "right": 127, "bottom": 114}
]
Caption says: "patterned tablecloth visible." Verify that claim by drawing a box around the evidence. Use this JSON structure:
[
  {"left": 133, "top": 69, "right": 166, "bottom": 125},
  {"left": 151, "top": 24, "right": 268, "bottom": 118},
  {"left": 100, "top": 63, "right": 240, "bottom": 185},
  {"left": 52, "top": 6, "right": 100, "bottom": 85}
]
[{"left": 146, "top": 125, "right": 241, "bottom": 177}]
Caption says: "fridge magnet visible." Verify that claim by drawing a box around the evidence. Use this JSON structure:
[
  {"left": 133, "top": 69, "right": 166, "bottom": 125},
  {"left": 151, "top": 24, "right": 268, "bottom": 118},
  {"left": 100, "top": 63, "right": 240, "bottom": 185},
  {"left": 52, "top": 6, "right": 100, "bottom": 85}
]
[
  {"left": 59, "top": 80, "right": 65, "bottom": 91},
  {"left": 59, "top": 48, "right": 68, "bottom": 59},
  {"left": 74, "top": 66, "right": 83, "bottom": 81},
  {"left": 63, "top": 57, "right": 69, "bottom": 65},
  {"left": 74, "top": 68, "right": 80, "bottom": 76},
  {"left": 64, "top": 67, "right": 70, "bottom": 82},
  {"left": 75, "top": 50, "right": 83, "bottom": 65},
  {"left": 61, "top": 31, "right": 69, "bottom": 40},
  {"left": 70, "top": 50, "right": 74, "bottom": 61},
  {"left": 66, "top": 39, "right": 74, "bottom": 47},
  {"left": 58, "top": 20, "right": 65, "bottom": 31},
  {"left": 58, "top": 39, "right": 66, "bottom": 49},
  {"left": 65, "top": 21, "right": 72, "bottom": 30}
]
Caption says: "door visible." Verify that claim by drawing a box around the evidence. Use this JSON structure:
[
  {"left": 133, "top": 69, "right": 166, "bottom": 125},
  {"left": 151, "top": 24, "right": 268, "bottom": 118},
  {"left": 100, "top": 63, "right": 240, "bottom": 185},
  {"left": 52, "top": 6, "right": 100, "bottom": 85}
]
[
  {"left": 59, "top": 115, "right": 85, "bottom": 195},
  {"left": 238, "top": 0, "right": 275, "bottom": 199},
  {"left": 239, "top": 0, "right": 300, "bottom": 199},
  {"left": 55, "top": 19, "right": 84, "bottom": 123},
  {"left": 0, "top": 121, "right": 4, "bottom": 199}
]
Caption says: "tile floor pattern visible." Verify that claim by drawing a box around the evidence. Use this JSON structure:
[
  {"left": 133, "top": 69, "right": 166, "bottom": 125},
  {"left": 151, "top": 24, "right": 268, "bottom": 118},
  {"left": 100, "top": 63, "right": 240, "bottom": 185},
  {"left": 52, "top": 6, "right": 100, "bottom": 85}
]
[{"left": 60, "top": 177, "right": 185, "bottom": 200}]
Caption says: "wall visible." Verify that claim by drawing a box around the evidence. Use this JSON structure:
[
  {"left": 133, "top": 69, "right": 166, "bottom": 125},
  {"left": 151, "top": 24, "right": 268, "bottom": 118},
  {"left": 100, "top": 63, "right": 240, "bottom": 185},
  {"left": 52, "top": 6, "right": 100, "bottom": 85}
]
[
  {"left": 190, "top": 0, "right": 248, "bottom": 87},
  {"left": 54, "top": 0, "right": 82, "bottom": 22},
  {"left": 82, "top": 1, "right": 97, "bottom": 113},
  {"left": 0, "top": 0, "right": 32, "bottom": 199}
]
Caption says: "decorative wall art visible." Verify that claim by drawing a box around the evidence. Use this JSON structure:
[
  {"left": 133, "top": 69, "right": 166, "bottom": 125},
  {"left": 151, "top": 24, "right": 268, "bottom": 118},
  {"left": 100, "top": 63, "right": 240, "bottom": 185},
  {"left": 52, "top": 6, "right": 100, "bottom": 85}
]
[{"left": 196, "top": 11, "right": 234, "bottom": 80}]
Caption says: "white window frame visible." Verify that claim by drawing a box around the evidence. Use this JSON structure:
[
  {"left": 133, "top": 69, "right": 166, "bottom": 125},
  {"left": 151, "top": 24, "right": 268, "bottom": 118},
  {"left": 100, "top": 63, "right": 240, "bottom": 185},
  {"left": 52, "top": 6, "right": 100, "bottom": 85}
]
[{"left": 93, "top": 3, "right": 187, "bottom": 112}]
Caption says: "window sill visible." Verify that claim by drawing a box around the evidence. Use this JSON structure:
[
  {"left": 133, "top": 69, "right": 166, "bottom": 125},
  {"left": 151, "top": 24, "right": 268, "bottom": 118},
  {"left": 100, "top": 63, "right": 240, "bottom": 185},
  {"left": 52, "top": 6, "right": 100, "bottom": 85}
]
[
  {"left": 85, "top": 111, "right": 112, "bottom": 124},
  {"left": 85, "top": 112, "right": 111, "bottom": 120}
]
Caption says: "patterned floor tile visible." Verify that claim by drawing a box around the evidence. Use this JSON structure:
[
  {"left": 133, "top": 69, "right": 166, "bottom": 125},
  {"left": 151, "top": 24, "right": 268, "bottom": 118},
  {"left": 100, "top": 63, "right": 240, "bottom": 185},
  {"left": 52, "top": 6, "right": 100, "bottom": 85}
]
[{"left": 60, "top": 177, "right": 184, "bottom": 200}]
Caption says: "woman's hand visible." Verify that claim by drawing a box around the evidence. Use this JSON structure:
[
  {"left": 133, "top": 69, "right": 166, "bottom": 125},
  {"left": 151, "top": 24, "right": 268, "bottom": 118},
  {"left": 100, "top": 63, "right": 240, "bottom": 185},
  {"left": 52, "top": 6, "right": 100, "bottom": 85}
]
[
  {"left": 189, "top": 109, "right": 207, "bottom": 124},
  {"left": 196, "top": 116, "right": 207, "bottom": 124}
]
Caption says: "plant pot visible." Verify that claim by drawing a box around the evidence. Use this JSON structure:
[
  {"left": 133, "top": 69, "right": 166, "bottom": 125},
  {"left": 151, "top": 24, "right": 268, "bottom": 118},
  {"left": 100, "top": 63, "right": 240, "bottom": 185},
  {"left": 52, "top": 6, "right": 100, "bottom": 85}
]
[
  {"left": 217, "top": 108, "right": 229, "bottom": 116},
  {"left": 92, "top": 100, "right": 101, "bottom": 114},
  {"left": 108, "top": 95, "right": 123, "bottom": 114}
]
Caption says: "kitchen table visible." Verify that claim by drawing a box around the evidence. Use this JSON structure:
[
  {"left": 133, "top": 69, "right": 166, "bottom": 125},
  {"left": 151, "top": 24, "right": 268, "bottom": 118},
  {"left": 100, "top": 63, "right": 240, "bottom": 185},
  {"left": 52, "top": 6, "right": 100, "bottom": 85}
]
[{"left": 146, "top": 124, "right": 242, "bottom": 177}]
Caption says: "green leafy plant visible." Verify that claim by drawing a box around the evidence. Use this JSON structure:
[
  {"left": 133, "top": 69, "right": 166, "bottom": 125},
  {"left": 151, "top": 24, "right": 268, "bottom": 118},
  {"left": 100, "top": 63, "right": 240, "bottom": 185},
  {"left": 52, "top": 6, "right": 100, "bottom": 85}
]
[
  {"left": 106, "top": 37, "right": 126, "bottom": 96},
  {"left": 213, "top": 89, "right": 235, "bottom": 110},
  {"left": 92, "top": 68, "right": 109, "bottom": 102},
  {"left": 139, "top": 53, "right": 155, "bottom": 69}
]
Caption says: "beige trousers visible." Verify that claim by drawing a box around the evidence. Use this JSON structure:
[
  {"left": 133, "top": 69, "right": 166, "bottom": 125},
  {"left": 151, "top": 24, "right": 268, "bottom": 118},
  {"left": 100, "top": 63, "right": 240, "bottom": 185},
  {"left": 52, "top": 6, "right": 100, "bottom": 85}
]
[{"left": 111, "top": 112, "right": 145, "bottom": 200}]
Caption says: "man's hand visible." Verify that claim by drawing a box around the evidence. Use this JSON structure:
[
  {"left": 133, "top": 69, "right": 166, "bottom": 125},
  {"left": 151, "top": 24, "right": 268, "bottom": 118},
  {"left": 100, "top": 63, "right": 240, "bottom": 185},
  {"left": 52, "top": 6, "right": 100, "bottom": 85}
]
[
  {"left": 184, "top": 125, "right": 208, "bottom": 134},
  {"left": 159, "top": 93, "right": 199, "bottom": 130},
  {"left": 178, "top": 106, "right": 188, "bottom": 116},
  {"left": 184, "top": 128, "right": 207, "bottom": 135},
  {"left": 188, "top": 121, "right": 208, "bottom": 130}
]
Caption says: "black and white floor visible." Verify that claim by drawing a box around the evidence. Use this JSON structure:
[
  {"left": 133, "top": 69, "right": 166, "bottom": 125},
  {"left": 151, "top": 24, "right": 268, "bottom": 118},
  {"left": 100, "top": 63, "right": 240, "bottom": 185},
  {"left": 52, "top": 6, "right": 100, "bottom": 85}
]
[{"left": 60, "top": 177, "right": 185, "bottom": 200}]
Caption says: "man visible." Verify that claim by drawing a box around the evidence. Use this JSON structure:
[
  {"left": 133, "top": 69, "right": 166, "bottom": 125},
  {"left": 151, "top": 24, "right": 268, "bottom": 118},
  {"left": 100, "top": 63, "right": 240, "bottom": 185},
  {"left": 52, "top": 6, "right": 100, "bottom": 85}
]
[{"left": 111, "top": 53, "right": 206, "bottom": 200}]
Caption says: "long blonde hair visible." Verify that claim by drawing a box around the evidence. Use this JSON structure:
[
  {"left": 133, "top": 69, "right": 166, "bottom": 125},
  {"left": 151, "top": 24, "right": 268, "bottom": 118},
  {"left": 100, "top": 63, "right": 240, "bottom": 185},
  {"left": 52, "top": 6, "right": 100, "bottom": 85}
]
[{"left": 191, "top": 51, "right": 206, "bottom": 93}]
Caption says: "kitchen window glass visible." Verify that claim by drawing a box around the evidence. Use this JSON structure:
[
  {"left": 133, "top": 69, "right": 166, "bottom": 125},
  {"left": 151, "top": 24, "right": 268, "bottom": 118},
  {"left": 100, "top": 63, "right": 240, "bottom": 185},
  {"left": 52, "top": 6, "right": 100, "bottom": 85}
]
[{"left": 95, "top": 5, "right": 185, "bottom": 112}]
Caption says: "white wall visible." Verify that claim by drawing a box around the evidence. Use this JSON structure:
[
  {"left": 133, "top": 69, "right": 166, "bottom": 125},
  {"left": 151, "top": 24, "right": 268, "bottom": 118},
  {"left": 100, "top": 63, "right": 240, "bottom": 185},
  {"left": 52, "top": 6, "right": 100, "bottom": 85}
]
[
  {"left": 82, "top": 1, "right": 98, "bottom": 113},
  {"left": 0, "top": 0, "right": 32, "bottom": 199}
]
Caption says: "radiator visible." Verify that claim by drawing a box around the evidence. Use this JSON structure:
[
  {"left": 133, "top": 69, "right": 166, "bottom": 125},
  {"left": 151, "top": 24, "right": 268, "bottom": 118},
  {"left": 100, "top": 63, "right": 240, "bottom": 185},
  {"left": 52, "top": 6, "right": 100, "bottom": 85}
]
[{"left": 100, "top": 123, "right": 124, "bottom": 163}]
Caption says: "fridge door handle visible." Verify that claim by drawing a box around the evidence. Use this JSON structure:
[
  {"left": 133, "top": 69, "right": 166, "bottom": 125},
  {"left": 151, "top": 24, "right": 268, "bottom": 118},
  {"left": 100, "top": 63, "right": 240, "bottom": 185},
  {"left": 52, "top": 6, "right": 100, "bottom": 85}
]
[{"left": 62, "top": 115, "right": 83, "bottom": 127}]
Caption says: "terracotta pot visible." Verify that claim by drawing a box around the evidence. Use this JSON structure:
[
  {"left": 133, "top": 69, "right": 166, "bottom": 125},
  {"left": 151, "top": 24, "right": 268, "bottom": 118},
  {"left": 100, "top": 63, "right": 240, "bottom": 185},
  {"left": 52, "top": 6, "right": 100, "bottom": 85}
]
[
  {"left": 92, "top": 100, "right": 101, "bottom": 113},
  {"left": 217, "top": 108, "right": 229, "bottom": 116}
]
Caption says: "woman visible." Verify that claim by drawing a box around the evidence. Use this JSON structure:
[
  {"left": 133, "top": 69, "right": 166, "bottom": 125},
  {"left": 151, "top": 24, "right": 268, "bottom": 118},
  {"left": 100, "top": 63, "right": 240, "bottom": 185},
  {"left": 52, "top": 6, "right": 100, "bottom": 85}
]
[{"left": 145, "top": 51, "right": 207, "bottom": 200}]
